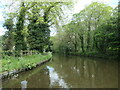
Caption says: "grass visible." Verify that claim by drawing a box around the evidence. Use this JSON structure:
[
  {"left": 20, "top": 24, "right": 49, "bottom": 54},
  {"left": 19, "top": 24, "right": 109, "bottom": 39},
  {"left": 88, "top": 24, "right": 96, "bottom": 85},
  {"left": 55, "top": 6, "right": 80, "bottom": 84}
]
[{"left": 1, "top": 52, "right": 52, "bottom": 73}]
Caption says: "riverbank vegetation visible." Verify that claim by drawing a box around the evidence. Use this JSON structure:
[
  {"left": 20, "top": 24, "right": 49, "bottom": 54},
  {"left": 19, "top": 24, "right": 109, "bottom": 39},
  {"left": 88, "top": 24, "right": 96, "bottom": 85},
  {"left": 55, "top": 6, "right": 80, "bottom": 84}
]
[
  {"left": 1, "top": 52, "right": 52, "bottom": 73},
  {"left": 1, "top": 1, "right": 73, "bottom": 74},
  {"left": 51, "top": 2, "right": 119, "bottom": 60}
]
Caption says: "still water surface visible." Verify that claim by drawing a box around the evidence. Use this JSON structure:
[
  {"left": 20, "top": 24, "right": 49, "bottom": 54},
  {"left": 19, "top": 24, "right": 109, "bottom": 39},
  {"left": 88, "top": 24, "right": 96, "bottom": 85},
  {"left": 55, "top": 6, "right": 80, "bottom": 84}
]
[{"left": 2, "top": 54, "right": 118, "bottom": 88}]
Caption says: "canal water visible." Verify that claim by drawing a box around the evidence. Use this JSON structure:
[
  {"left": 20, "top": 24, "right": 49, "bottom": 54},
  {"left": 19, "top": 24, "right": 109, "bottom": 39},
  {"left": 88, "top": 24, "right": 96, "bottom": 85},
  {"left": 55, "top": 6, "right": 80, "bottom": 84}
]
[{"left": 2, "top": 54, "right": 118, "bottom": 88}]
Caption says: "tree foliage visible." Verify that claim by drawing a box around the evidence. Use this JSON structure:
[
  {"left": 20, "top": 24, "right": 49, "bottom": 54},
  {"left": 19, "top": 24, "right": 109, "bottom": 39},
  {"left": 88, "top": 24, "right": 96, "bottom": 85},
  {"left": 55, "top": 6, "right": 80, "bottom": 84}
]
[
  {"left": 51, "top": 2, "right": 119, "bottom": 59},
  {"left": 2, "top": 1, "right": 73, "bottom": 56}
]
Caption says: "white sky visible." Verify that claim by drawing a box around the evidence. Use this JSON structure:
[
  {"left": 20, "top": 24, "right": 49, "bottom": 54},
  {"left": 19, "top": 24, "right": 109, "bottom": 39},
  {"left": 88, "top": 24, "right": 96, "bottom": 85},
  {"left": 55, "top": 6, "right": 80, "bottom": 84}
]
[
  {"left": 73, "top": 0, "right": 118, "bottom": 13},
  {"left": 0, "top": 0, "right": 118, "bottom": 36}
]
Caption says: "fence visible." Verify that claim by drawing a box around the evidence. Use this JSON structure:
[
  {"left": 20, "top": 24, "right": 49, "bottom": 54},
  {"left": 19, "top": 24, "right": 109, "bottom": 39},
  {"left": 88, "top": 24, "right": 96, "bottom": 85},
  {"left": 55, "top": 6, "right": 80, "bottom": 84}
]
[{"left": 1, "top": 50, "right": 40, "bottom": 57}]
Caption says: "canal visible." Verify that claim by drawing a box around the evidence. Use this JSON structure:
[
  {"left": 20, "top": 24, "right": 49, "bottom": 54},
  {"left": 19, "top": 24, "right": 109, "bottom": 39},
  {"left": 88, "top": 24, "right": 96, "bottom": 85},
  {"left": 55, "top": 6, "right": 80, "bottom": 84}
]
[{"left": 2, "top": 54, "right": 118, "bottom": 88}]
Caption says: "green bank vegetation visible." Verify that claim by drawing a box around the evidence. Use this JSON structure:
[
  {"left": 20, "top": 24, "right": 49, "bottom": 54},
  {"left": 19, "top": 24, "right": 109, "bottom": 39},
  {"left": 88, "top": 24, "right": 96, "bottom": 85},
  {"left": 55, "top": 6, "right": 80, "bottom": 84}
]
[
  {"left": 1, "top": 52, "right": 52, "bottom": 73},
  {"left": 51, "top": 2, "right": 119, "bottom": 59}
]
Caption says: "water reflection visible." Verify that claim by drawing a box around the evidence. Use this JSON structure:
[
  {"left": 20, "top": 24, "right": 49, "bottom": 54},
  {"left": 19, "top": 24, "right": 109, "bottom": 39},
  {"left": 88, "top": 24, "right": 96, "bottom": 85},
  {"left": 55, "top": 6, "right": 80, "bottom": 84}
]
[
  {"left": 51, "top": 55, "right": 118, "bottom": 88},
  {"left": 21, "top": 80, "right": 27, "bottom": 89},
  {"left": 47, "top": 66, "right": 68, "bottom": 88},
  {"left": 2, "top": 54, "right": 118, "bottom": 88}
]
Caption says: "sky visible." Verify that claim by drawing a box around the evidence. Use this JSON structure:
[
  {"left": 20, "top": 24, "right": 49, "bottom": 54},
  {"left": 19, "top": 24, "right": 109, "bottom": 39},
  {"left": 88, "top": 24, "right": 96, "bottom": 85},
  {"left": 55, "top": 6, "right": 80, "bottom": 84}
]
[
  {"left": 0, "top": 0, "right": 118, "bottom": 36},
  {"left": 74, "top": 0, "right": 118, "bottom": 13}
]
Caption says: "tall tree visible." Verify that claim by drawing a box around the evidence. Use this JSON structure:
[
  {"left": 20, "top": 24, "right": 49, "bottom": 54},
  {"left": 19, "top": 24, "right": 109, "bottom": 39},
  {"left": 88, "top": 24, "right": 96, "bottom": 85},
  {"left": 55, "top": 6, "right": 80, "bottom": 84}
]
[
  {"left": 3, "top": 18, "right": 14, "bottom": 51},
  {"left": 15, "top": 2, "right": 27, "bottom": 56},
  {"left": 27, "top": 2, "right": 73, "bottom": 53}
]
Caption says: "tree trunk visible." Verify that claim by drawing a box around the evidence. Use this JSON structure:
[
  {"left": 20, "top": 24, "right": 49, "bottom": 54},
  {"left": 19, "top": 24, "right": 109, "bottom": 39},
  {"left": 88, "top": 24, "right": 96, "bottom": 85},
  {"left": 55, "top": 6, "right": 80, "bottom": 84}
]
[
  {"left": 87, "top": 19, "right": 91, "bottom": 51},
  {"left": 81, "top": 35, "right": 84, "bottom": 53}
]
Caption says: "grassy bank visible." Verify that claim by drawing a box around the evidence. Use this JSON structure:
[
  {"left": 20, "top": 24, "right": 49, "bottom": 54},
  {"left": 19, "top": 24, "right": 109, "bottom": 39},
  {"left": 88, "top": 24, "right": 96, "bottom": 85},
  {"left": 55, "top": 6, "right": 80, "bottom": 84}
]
[{"left": 1, "top": 52, "right": 52, "bottom": 73}]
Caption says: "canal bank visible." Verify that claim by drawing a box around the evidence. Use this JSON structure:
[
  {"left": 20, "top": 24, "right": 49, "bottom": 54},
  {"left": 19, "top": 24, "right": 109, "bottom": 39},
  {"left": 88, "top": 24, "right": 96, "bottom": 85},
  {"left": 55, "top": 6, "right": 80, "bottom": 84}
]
[
  {"left": 1, "top": 53, "right": 52, "bottom": 79},
  {"left": 65, "top": 52, "right": 118, "bottom": 60}
]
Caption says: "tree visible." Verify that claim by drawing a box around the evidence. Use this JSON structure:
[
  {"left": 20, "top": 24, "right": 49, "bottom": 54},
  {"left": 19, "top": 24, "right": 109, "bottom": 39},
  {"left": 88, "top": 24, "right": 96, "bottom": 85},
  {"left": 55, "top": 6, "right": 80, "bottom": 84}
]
[
  {"left": 51, "top": 1, "right": 118, "bottom": 59},
  {"left": 94, "top": 6, "right": 119, "bottom": 58},
  {"left": 27, "top": 2, "right": 73, "bottom": 53},
  {"left": 15, "top": 2, "right": 27, "bottom": 56},
  {"left": 3, "top": 18, "right": 15, "bottom": 51},
  {"left": 76, "top": 2, "right": 112, "bottom": 51}
]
